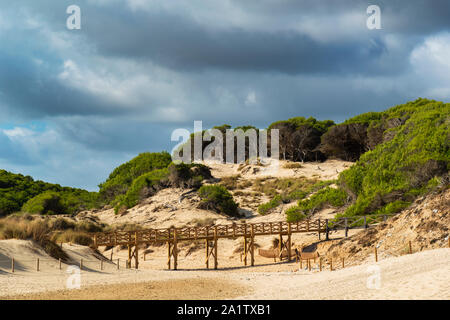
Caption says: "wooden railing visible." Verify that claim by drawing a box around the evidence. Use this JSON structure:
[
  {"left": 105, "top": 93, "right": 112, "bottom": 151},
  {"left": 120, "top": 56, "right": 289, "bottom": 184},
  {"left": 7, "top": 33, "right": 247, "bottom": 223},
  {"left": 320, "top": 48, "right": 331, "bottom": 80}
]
[
  {"left": 93, "top": 214, "right": 396, "bottom": 247},
  {"left": 92, "top": 214, "right": 396, "bottom": 270}
]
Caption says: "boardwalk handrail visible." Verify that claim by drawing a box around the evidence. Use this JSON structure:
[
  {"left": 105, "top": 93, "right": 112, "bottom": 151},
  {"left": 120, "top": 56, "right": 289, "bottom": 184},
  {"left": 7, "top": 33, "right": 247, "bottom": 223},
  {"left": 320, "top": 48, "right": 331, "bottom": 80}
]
[{"left": 93, "top": 214, "right": 397, "bottom": 247}]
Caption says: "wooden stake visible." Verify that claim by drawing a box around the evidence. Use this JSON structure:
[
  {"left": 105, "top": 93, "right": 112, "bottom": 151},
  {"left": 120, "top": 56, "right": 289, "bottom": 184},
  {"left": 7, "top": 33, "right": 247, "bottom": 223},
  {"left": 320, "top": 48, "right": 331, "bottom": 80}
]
[
  {"left": 330, "top": 257, "right": 333, "bottom": 271},
  {"left": 167, "top": 228, "right": 171, "bottom": 270},
  {"left": 300, "top": 258, "right": 302, "bottom": 269},
  {"left": 308, "top": 259, "right": 311, "bottom": 271},
  {"left": 374, "top": 247, "right": 378, "bottom": 262},
  {"left": 408, "top": 241, "right": 412, "bottom": 254},
  {"left": 101, "top": 260, "right": 103, "bottom": 271},
  {"left": 135, "top": 231, "right": 139, "bottom": 270},
  {"left": 213, "top": 226, "right": 218, "bottom": 270},
  {"left": 167, "top": 241, "right": 172, "bottom": 270},
  {"left": 325, "top": 219, "right": 329, "bottom": 241},
  {"left": 117, "top": 258, "right": 120, "bottom": 270},
  {"left": 318, "top": 218, "right": 321, "bottom": 240},
  {"left": 319, "top": 257, "right": 322, "bottom": 272},
  {"left": 244, "top": 226, "right": 248, "bottom": 266},
  {"left": 287, "top": 223, "right": 292, "bottom": 261},
  {"left": 37, "top": 258, "right": 39, "bottom": 272},
  {"left": 341, "top": 257, "right": 344, "bottom": 268},
  {"left": 250, "top": 224, "right": 255, "bottom": 266},
  {"left": 80, "top": 259, "right": 83, "bottom": 271},
  {"left": 59, "top": 258, "right": 62, "bottom": 270},
  {"left": 11, "top": 257, "right": 14, "bottom": 273},
  {"left": 344, "top": 218, "right": 349, "bottom": 238},
  {"left": 205, "top": 238, "right": 209, "bottom": 269}
]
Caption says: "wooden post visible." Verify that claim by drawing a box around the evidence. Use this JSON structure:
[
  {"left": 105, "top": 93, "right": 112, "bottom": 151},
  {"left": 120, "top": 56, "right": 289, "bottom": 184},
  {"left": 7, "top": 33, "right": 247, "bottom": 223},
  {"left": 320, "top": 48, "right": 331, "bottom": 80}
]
[
  {"left": 330, "top": 257, "right": 333, "bottom": 271},
  {"left": 308, "top": 259, "right": 311, "bottom": 271},
  {"left": 319, "top": 257, "right": 322, "bottom": 272},
  {"left": 342, "top": 257, "right": 344, "bottom": 268},
  {"left": 344, "top": 218, "right": 349, "bottom": 238},
  {"left": 364, "top": 216, "right": 368, "bottom": 229},
  {"left": 250, "top": 224, "right": 255, "bottom": 267},
  {"left": 135, "top": 231, "right": 139, "bottom": 270},
  {"left": 408, "top": 241, "right": 412, "bottom": 254},
  {"left": 101, "top": 260, "right": 103, "bottom": 271},
  {"left": 37, "top": 258, "right": 40, "bottom": 272},
  {"left": 325, "top": 219, "right": 329, "bottom": 241},
  {"left": 173, "top": 229, "right": 178, "bottom": 270},
  {"left": 59, "top": 258, "right": 62, "bottom": 270},
  {"left": 205, "top": 238, "right": 210, "bottom": 269},
  {"left": 318, "top": 219, "right": 321, "bottom": 240},
  {"left": 279, "top": 222, "right": 283, "bottom": 261},
  {"left": 287, "top": 223, "right": 292, "bottom": 261},
  {"left": 11, "top": 257, "right": 14, "bottom": 273},
  {"left": 374, "top": 247, "right": 378, "bottom": 262},
  {"left": 244, "top": 225, "right": 248, "bottom": 266},
  {"left": 167, "top": 229, "right": 171, "bottom": 270},
  {"left": 117, "top": 258, "right": 120, "bottom": 270},
  {"left": 213, "top": 226, "right": 218, "bottom": 270},
  {"left": 127, "top": 244, "right": 132, "bottom": 269},
  {"left": 448, "top": 237, "right": 450, "bottom": 248},
  {"left": 110, "top": 248, "right": 113, "bottom": 261},
  {"left": 300, "top": 258, "right": 302, "bottom": 269},
  {"left": 80, "top": 259, "right": 83, "bottom": 271}
]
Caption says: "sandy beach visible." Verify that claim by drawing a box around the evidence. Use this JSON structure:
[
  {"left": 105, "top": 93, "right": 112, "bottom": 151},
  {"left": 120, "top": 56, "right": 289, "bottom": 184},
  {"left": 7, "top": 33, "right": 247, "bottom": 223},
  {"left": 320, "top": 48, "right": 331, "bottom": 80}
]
[{"left": 2, "top": 248, "right": 449, "bottom": 300}]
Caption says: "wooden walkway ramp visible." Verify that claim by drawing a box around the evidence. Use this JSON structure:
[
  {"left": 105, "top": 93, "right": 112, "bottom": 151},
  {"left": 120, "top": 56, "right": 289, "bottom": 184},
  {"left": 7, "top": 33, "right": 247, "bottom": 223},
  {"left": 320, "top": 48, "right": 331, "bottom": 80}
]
[{"left": 93, "top": 214, "right": 393, "bottom": 270}]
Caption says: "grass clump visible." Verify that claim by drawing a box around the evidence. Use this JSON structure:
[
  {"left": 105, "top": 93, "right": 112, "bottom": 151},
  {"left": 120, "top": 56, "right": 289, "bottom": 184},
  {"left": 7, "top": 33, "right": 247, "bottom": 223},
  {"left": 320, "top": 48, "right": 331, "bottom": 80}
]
[
  {"left": 286, "top": 187, "right": 348, "bottom": 222},
  {"left": 198, "top": 185, "right": 238, "bottom": 216},
  {"left": 257, "top": 179, "right": 334, "bottom": 215}
]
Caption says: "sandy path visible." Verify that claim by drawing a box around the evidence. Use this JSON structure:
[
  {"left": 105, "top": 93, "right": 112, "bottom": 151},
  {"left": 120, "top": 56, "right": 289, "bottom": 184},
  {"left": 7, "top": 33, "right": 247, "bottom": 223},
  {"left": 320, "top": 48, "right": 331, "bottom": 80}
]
[{"left": 2, "top": 248, "right": 448, "bottom": 300}]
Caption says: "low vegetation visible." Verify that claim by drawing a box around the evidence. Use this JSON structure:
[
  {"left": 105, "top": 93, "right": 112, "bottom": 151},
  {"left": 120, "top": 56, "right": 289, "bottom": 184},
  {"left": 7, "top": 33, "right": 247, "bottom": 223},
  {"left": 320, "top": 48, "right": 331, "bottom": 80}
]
[
  {"left": 98, "top": 152, "right": 172, "bottom": 202},
  {"left": 338, "top": 99, "right": 449, "bottom": 217},
  {"left": 257, "top": 179, "right": 334, "bottom": 215},
  {"left": 0, "top": 215, "right": 108, "bottom": 259},
  {"left": 198, "top": 185, "right": 239, "bottom": 216},
  {"left": 286, "top": 187, "right": 348, "bottom": 222}
]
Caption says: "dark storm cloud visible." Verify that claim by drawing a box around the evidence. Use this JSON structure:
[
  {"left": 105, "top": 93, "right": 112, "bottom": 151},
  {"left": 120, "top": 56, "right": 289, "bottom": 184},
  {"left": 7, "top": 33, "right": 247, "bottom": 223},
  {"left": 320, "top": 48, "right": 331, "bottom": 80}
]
[
  {"left": 81, "top": 4, "right": 396, "bottom": 75},
  {"left": 0, "top": 0, "right": 449, "bottom": 190}
]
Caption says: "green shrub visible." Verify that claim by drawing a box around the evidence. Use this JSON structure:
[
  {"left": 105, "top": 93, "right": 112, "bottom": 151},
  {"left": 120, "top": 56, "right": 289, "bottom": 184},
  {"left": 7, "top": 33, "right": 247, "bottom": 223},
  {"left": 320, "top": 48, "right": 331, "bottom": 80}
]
[
  {"left": 285, "top": 187, "right": 347, "bottom": 222},
  {"left": 258, "top": 195, "right": 283, "bottom": 215},
  {"left": 340, "top": 99, "right": 450, "bottom": 216},
  {"left": 286, "top": 206, "right": 307, "bottom": 222},
  {"left": 0, "top": 170, "right": 99, "bottom": 216},
  {"left": 258, "top": 180, "right": 334, "bottom": 215},
  {"left": 21, "top": 191, "right": 66, "bottom": 215},
  {"left": 198, "top": 185, "right": 238, "bottom": 216},
  {"left": 99, "top": 152, "right": 172, "bottom": 202},
  {"left": 117, "top": 168, "right": 170, "bottom": 211}
]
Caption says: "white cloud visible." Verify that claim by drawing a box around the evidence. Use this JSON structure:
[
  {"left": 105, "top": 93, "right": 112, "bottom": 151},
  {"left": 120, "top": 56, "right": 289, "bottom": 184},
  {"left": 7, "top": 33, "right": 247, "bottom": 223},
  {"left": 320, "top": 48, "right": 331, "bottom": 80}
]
[
  {"left": 410, "top": 33, "right": 450, "bottom": 99},
  {"left": 245, "top": 91, "right": 257, "bottom": 106}
]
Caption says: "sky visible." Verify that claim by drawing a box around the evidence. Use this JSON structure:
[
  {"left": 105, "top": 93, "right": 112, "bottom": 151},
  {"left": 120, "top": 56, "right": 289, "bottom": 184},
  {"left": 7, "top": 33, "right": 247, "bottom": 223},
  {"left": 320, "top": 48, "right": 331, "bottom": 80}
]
[{"left": 0, "top": 0, "right": 449, "bottom": 191}]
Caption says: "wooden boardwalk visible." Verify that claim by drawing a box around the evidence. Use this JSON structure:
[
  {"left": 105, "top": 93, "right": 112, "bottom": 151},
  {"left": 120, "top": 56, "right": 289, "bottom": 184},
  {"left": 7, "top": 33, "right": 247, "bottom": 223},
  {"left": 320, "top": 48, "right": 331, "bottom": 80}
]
[{"left": 93, "top": 214, "right": 394, "bottom": 270}]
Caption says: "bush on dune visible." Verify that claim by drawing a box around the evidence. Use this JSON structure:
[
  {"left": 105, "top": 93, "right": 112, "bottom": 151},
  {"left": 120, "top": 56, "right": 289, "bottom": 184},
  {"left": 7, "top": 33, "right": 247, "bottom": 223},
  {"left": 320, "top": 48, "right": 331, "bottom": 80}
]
[
  {"left": 286, "top": 187, "right": 348, "bottom": 222},
  {"left": 338, "top": 99, "right": 449, "bottom": 217},
  {"left": 198, "top": 185, "right": 238, "bottom": 216},
  {"left": 98, "top": 152, "right": 172, "bottom": 202}
]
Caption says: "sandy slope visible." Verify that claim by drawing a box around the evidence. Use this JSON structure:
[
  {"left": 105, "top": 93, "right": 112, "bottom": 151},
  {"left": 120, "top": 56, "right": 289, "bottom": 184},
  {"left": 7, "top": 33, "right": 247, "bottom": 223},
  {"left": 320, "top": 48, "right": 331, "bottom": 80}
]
[{"left": 3, "top": 248, "right": 449, "bottom": 300}]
